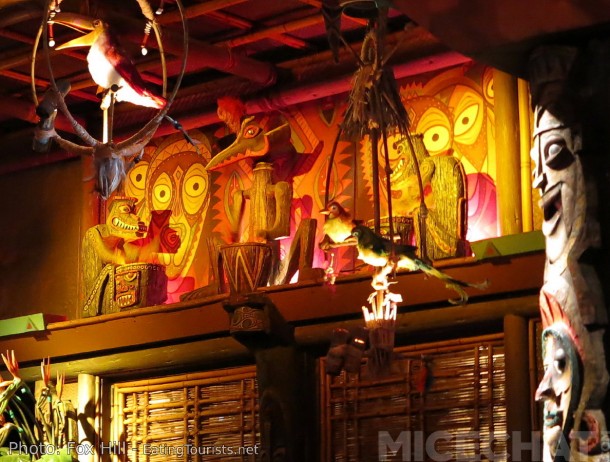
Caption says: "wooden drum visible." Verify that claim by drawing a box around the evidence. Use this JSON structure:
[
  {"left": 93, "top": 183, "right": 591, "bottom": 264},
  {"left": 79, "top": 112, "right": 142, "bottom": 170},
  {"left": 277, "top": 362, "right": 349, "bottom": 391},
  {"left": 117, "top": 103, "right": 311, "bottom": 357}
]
[{"left": 219, "top": 242, "right": 274, "bottom": 295}]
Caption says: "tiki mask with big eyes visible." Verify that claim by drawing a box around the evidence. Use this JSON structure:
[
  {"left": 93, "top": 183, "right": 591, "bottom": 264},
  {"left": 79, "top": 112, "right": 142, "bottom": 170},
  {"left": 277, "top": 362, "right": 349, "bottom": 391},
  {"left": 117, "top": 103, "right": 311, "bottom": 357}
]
[
  {"left": 531, "top": 108, "right": 581, "bottom": 264},
  {"left": 145, "top": 151, "right": 210, "bottom": 279}
]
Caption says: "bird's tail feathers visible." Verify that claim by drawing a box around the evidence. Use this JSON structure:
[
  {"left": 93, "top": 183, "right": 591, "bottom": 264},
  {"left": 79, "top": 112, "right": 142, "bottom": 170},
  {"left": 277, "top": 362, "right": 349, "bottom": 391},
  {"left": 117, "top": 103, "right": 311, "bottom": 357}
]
[{"left": 412, "top": 259, "right": 489, "bottom": 305}]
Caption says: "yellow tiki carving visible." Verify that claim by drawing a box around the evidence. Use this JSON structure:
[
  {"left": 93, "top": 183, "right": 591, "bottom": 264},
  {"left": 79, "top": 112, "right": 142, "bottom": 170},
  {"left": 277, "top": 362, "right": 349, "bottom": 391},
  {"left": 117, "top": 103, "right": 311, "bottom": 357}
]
[{"left": 81, "top": 197, "right": 168, "bottom": 316}]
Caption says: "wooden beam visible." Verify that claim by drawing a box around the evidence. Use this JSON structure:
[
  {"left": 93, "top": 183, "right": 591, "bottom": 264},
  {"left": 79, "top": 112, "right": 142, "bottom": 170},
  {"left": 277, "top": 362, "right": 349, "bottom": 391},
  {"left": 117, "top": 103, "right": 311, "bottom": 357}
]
[
  {"left": 295, "top": 0, "right": 368, "bottom": 26},
  {"left": 270, "top": 33, "right": 310, "bottom": 50},
  {"left": 207, "top": 10, "right": 310, "bottom": 50},
  {"left": 12, "top": 293, "right": 539, "bottom": 382},
  {"left": 0, "top": 69, "right": 99, "bottom": 102},
  {"left": 0, "top": 252, "right": 544, "bottom": 376},
  {"left": 207, "top": 10, "right": 252, "bottom": 29},
  {"left": 504, "top": 314, "right": 533, "bottom": 462},
  {"left": 217, "top": 14, "right": 324, "bottom": 48},
  {"left": 494, "top": 69, "right": 523, "bottom": 235},
  {"left": 157, "top": 0, "right": 250, "bottom": 24}
]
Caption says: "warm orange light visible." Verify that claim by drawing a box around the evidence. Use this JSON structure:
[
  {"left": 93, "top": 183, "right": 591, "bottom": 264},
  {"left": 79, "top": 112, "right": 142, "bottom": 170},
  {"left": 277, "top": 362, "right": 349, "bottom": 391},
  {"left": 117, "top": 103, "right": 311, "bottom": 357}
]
[
  {"left": 362, "top": 289, "right": 401, "bottom": 324},
  {"left": 362, "top": 266, "right": 402, "bottom": 325}
]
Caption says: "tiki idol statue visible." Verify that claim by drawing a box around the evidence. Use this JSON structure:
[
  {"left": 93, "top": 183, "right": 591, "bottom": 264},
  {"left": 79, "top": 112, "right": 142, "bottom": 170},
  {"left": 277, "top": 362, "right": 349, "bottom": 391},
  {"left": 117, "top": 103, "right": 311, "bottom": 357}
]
[
  {"left": 530, "top": 45, "right": 610, "bottom": 461},
  {"left": 395, "top": 134, "right": 468, "bottom": 259},
  {"left": 207, "top": 114, "right": 293, "bottom": 243},
  {"left": 81, "top": 197, "right": 169, "bottom": 316},
  {"left": 205, "top": 109, "right": 313, "bottom": 462}
]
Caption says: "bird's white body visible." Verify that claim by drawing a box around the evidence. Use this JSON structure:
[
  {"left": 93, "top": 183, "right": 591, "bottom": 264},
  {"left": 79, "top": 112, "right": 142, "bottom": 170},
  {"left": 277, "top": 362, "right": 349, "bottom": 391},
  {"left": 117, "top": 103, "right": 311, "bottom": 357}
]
[
  {"left": 87, "top": 38, "right": 162, "bottom": 109},
  {"left": 56, "top": 17, "right": 166, "bottom": 109}
]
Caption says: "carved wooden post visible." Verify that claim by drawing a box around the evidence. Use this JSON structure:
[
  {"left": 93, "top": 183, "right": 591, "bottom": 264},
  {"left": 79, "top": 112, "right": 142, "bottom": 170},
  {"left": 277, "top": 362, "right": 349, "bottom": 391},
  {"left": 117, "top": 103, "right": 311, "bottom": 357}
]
[
  {"left": 504, "top": 315, "right": 532, "bottom": 462},
  {"left": 529, "top": 44, "right": 610, "bottom": 461},
  {"left": 223, "top": 294, "right": 313, "bottom": 462}
]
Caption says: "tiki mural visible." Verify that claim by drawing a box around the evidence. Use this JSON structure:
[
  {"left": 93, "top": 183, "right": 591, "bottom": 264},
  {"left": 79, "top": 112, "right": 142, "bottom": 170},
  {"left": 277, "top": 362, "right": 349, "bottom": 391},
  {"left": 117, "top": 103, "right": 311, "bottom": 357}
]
[
  {"left": 359, "top": 64, "right": 498, "bottom": 244},
  {"left": 530, "top": 45, "right": 610, "bottom": 461},
  {"left": 109, "top": 64, "right": 500, "bottom": 300},
  {"left": 124, "top": 131, "right": 213, "bottom": 302}
]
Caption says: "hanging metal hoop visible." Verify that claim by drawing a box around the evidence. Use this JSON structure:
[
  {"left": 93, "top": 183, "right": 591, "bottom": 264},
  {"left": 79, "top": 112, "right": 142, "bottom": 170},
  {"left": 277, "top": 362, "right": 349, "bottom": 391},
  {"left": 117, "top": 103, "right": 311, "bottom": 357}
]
[{"left": 31, "top": 0, "right": 187, "bottom": 150}]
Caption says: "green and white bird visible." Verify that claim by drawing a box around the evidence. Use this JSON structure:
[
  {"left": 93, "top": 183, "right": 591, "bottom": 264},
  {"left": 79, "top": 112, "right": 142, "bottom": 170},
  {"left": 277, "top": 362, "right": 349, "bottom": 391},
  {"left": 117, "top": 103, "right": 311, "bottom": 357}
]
[{"left": 350, "top": 225, "right": 489, "bottom": 304}]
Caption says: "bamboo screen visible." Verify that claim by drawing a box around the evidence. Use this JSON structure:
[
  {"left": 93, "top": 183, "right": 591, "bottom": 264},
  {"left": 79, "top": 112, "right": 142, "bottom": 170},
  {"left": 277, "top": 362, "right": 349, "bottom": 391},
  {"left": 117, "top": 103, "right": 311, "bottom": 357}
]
[
  {"left": 112, "top": 366, "right": 259, "bottom": 462},
  {"left": 321, "top": 334, "right": 506, "bottom": 462}
]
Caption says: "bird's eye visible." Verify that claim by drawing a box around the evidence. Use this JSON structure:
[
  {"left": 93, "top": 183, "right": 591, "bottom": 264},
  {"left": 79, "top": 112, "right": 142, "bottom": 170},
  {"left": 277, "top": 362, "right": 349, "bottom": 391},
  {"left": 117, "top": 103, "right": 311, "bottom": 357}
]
[{"left": 243, "top": 125, "right": 260, "bottom": 139}]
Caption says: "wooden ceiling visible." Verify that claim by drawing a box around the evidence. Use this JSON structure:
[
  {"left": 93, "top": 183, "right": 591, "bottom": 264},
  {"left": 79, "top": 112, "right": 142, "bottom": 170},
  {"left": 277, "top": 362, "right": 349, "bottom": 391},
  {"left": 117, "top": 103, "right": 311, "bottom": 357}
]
[
  {"left": 1, "top": 0, "right": 609, "bottom": 151},
  {"left": 0, "top": 0, "right": 448, "bottom": 146}
]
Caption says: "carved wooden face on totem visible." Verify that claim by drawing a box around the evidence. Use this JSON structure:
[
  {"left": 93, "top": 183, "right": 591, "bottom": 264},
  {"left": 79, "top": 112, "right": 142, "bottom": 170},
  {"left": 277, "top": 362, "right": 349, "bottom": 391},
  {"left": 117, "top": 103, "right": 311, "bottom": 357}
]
[
  {"left": 530, "top": 45, "right": 610, "bottom": 461},
  {"left": 535, "top": 326, "right": 581, "bottom": 461},
  {"left": 531, "top": 108, "right": 580, "bottom": 264}
]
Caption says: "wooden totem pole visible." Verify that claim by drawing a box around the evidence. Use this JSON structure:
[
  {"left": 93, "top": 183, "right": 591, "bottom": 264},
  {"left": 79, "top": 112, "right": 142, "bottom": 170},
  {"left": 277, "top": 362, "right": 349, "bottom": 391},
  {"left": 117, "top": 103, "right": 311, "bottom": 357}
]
[{"left": 530, "top": 44, "right": 610, "bottom": 461}]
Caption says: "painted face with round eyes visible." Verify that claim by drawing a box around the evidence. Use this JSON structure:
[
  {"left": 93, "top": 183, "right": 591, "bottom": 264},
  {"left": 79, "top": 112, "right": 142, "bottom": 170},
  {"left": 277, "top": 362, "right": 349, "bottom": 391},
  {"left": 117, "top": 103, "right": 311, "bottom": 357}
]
[
  {"left": 531, "top": 108, "right": 580, "bottom": 264},
  {"left": 535, "top": 327, "right": 581, "bottom": 461},
  {"left": 146, "top": 151, "right": 210, "bottom": 278}
]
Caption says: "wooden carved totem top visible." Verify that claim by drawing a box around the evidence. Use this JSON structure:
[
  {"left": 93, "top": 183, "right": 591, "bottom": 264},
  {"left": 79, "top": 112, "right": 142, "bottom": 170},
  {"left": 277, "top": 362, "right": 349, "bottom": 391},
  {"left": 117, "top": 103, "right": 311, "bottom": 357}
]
[{"left": 530, "top": 44, "right": 610, "bottom": 461}]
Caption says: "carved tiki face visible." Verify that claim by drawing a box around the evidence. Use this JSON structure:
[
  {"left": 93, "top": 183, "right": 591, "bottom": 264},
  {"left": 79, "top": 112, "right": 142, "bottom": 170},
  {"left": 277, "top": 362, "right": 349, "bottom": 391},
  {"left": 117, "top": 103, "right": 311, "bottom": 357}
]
[
  {"left": 535, "top": 326, "right": 581, "bottom": 462},
  {"left": 531, "top": 108, "right": 581, "bottom": 264},
  {"left": 106, "top": 197, "right": 146, "bottom": 242}
]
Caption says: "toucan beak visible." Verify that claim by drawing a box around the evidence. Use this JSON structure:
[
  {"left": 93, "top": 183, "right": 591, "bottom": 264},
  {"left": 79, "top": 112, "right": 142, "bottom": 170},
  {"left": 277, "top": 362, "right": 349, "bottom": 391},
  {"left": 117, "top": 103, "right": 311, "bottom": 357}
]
[
  {"left": 320, "top": 208, "right": 330, "bottom": 215},
  {"left": 53, "top": 12, "right": 97, "bottom": 50}
]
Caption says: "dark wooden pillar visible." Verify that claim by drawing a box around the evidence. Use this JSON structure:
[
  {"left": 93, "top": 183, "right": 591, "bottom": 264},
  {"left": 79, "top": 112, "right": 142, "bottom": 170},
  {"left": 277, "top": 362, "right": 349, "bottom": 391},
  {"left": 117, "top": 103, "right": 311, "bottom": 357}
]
[
  {"left": 224, "top": 294, "right": 315, "bottom": 462},
  {"left": 504, "top": 314, "right": 532, "bottom": 462}
]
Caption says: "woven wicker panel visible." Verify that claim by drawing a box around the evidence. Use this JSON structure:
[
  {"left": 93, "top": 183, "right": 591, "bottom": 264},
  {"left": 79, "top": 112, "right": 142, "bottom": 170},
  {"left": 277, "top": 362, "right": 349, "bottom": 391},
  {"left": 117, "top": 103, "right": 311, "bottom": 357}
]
[
  {"left": 113, "top": 367, "right": 259, "bottom": 462},
  {"left": 321, "top": 335, "right": 506, "bottom": 462}
]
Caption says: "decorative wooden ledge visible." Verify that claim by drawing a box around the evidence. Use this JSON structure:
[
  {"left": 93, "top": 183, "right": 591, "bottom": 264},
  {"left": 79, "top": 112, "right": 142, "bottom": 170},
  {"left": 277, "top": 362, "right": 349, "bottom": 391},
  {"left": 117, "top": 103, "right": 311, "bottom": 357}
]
[{"left": 0, "top": 251, "right": 544, "bottom": 380}]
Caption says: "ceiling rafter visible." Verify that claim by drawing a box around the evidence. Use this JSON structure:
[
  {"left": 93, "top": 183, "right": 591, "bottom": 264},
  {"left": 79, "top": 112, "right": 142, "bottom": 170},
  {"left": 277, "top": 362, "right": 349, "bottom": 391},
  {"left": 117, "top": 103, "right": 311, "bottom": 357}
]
[
  {"left": 207, "top": 10, "right": 310, "bottom": 50},
  {"left": 216, "top": 13, "right": 324, "bottom": 48},
  {"left": 0, "top": 3, "right": 278, "bottom": 90},
  {"left": 295, "top": 0, "right": 368, "bottom": 26},
  {"left": 157, "top": 0, "right": 250, "bottom": 24},
  {"left": 0, "top": 0, "right": 418, "bottom": 142},
  {"left": 0, "top": 69, "right": 99, "bottom": 102}
]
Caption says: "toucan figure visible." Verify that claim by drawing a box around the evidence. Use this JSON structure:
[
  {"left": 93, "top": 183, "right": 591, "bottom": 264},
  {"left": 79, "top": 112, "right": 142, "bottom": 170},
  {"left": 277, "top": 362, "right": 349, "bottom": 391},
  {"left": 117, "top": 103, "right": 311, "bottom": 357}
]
[{"left": 54, "top": 14, "right": 166, "bottom": 109}]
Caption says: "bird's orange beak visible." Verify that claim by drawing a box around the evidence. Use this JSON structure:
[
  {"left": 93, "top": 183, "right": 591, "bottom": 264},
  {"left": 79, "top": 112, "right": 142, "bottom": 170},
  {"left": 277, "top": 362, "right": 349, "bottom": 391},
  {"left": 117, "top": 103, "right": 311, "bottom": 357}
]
[
  {"left": 320, "top": 208, "right": 330, "bottom": 215},
  {"left": 53, "top": 13, "right": 97, "bottom": 50}
]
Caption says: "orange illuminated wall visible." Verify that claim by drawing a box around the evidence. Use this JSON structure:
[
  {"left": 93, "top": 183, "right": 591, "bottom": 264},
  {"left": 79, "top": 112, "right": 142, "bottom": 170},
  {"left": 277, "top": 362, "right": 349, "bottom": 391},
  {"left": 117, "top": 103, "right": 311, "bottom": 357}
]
[{"left": 119, "top": 63, "right": 498, "bottom": 302}]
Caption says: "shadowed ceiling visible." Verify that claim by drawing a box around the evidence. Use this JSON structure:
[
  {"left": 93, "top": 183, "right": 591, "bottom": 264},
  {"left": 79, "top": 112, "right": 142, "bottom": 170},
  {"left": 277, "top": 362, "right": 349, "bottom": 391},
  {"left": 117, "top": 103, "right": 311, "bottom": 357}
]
[
  {"left": 0, "top": 0, "right": 436, "bottom": 146},
  {"left": 0, "top": 0, "right": 608, "bottom": 156}
]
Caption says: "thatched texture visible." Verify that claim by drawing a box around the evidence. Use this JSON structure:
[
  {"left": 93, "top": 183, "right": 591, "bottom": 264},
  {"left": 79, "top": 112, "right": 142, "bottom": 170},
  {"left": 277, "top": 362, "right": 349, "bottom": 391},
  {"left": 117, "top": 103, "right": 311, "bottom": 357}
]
[
  {"left": 113, "top": 367, "right": 259, "bottom": 461},
  {"left": 321, "top": 335, "right": 507, "bottom": 461}
]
